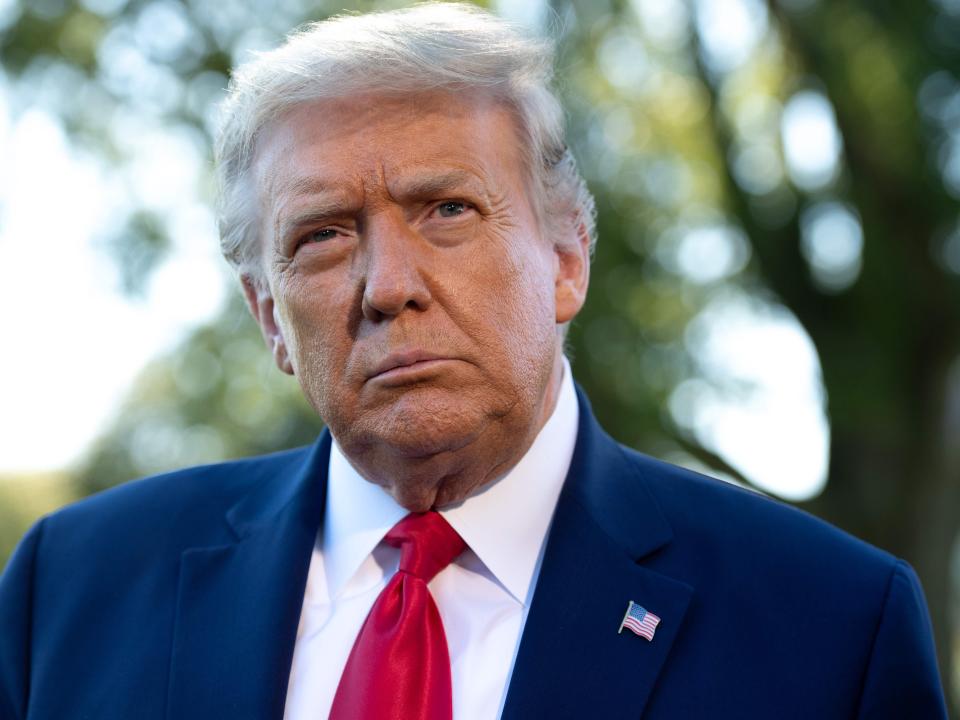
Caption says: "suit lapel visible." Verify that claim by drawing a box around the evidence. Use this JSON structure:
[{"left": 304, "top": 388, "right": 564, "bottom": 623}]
[
  {"left": 166, "top": 433, "right": 330, "bottom": 720},
  {"left": 501, "top": 390, "right": 694, "bottom": 719}
]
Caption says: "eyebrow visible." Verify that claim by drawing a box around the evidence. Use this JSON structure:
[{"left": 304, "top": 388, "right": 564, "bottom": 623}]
[
  {"left": 391, "top": 169, "right": 481, "bottom": 200},
  {"left": 276, "top": 198, "right": 356, "bottom": 243}
]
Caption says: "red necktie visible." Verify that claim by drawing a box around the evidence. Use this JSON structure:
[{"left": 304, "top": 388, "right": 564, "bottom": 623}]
[{"left": 329, "top": 511, "right": 466, "bottom": 720}]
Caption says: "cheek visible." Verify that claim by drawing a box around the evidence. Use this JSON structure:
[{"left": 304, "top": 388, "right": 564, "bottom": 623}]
[
  {"left": 504, "top": 241, "right": 556, "bottom": 319},
  {"left": 276, "top": 279, "right": 351, "bottom": 388},
  {"left": 477, "top": 240, "right": 557, "bottom": 354}
]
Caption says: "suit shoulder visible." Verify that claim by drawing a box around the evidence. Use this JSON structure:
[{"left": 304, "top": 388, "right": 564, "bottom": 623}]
[
  {"left": 620, "top": 445, "right": 896, "bottom": 580},
  {"left": 39, "top": 446, "right": 313, "bottom": 548}
]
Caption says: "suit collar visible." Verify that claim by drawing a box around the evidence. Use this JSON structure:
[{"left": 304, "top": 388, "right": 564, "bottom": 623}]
[
  {"left": 563, "top": 386, "right": 674, "bottom": 561},
  {"left": 501, "top": 386, "right": 693, "bottom": 719},
  {"left": 224, "top": 432, "right": 330, "bottom": 539}
]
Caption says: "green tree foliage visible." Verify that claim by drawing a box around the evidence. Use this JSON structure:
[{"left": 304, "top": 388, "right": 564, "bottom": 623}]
[
  {"left": 1, "top": 0, "right": 957, "bottom": 711},
  {"left": 79, "top": 294, "right": 323, "bottom": 493}
]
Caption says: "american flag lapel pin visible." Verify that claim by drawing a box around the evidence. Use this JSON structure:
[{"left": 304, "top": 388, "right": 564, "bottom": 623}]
[{"left": 618, "top": 601, "right": 661, "bottom": 641}]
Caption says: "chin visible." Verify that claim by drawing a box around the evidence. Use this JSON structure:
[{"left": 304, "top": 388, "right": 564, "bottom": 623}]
[
  {"left": 380, "top": 412, "right": 480, "bottom": 458},
  {"left": 359, "top": 389, "right": 491, "bottom": 458}
]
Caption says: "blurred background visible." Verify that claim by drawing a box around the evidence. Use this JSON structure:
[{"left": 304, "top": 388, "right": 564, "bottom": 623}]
[{"left": 0, "top": 0, "right": 957, "bottom": 712}]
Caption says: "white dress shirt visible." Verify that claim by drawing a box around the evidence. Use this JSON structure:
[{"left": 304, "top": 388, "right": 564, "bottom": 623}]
[{"left": 283, "top": 360, "right": 579, "bottom": 719}]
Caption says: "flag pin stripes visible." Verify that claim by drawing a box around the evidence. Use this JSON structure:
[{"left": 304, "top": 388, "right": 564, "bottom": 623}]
[{"left": 618, "top": 601, "right": 660, "bottom": 641}]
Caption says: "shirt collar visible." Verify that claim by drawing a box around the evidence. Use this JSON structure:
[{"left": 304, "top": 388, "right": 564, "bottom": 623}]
[{"left": 323, "top": 357, "right": 579, "bottom": 605}]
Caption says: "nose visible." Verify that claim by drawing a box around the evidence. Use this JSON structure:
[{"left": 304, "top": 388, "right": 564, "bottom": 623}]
[{"left": 360, "top": 211, "right": 432, "bottom": 322}]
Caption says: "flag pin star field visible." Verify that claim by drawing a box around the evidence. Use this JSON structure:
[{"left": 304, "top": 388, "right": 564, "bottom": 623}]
[{"left": 618, "top": 601, "right": 660, "bottom": 641}]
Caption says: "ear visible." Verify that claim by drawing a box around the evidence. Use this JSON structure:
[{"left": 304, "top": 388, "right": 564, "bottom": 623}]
[
  {"left": 241, "top": 275, "right": 294, "bottom": 375},
  {"left": 554, "top": 215, "right": 591, "bottom": 325}
]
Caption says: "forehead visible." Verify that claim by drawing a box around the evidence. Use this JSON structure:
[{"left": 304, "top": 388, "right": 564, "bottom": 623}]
[{"left": 253, "top": 90, "right": 528, "bottom": 203}]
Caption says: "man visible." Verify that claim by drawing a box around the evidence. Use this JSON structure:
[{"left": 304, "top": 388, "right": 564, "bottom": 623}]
[{"left": 0, "top": 3, "right": 948, "bottom": 719}]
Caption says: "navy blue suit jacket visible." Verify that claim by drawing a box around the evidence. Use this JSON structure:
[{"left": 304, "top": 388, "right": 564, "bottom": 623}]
[{"left": 0, "top": 391, "right": 947, "bottom": 718}]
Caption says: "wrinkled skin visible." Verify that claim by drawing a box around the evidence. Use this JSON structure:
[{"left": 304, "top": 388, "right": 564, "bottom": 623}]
[{"left": 243, "top": 90, "right": 590, "bottom": 511}]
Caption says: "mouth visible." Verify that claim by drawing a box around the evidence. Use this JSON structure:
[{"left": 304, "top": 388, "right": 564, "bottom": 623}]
[{"left": 368, "top": 350, "right": 457, "bottom": 386}]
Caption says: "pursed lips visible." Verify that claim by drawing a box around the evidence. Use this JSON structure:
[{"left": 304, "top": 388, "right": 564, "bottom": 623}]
[{"left": 367, "top": 350, "right": 456, "bottom": 381}]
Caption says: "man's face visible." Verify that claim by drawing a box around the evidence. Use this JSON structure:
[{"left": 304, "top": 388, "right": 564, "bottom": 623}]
[{"left": 246, "top": 90, "right": 588, "bottom": 507}]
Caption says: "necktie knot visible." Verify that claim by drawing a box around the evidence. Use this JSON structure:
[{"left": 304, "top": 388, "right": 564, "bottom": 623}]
[{"left": 385, "top": 511, "right": 466, "bottom": 582}]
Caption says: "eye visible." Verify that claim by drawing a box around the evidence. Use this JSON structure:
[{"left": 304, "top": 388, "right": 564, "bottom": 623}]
[
  {"left": 304, "top": 228, "right": 339, "bottom": 243},
  {"left": 435, "top": 201, "right": 469, "bottom": 218}
]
